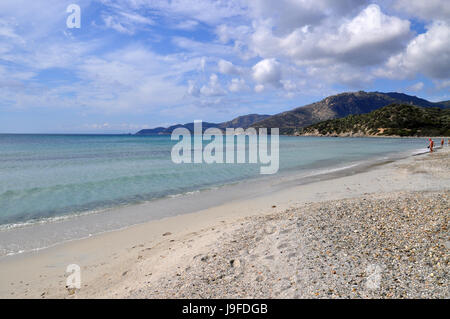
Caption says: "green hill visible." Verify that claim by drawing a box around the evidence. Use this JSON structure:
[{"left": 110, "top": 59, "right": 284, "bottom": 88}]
[
  {"left": 438, "top": 100, "right": 450, "bottom": 108},
  {"left": 135, "top": 91, "right": 449, "bottom": 135},
  {"left": 251, "top": 91, "right": 449, "bottom": 134},
  {"left": 299, "top": 104, "right": 450, "bottom": 137}
]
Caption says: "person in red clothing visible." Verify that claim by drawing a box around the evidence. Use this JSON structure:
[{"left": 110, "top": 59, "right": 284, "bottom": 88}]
[
  {"left": 428, "top": 138, "right": 434, "bottom": 152},
  {"left": 441, "top": 138, "right": 445, "bottom": 147}
]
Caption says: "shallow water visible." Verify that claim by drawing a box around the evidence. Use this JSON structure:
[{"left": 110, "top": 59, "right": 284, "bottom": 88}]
[
  {"left": 0, "top": 134, "right": 428, "bottom": 227},
  {"left": 0, "top": 134, "right": 429, "bottom": 256}
]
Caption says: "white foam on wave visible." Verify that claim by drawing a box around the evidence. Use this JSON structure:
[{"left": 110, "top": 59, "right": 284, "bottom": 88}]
[
  {"left": 412, "top": 148, "right": 429, "bottom": 155},
  {"left": 0, "top": 207, "right": 108, "bottom": 232},
  {"left": 0, "top": 188, "right": 208, "bottom": 232},
  {"left": 300, "top": 162, "right": 361, "bottom": 179},
  {"left": 168, "top": 189, "right": 201, "bottom": 198}
]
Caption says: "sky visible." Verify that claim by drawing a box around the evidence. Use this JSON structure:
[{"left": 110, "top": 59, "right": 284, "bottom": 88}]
[{"left": 0, "top": 0, "right": 449, "bottom": 133}]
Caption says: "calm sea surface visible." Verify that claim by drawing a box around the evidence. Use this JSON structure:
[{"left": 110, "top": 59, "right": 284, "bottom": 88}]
[{"left": 0, "top": 134, "right": 427, "bottom": 229}]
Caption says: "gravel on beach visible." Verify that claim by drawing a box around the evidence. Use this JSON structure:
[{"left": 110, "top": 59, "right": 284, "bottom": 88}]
[
  {"left": 127, "top": 149, "right": 449, "bottom": 299},
  {"left": 133, "top": 190, "right": 449, "bottom": 299}
]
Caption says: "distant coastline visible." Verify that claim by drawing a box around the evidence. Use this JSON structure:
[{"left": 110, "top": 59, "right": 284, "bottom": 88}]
[{"left": 136, "top": 91, "right": 449, "bottom": 137}]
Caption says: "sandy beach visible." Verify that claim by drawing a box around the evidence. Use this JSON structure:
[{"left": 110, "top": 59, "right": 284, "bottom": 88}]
[{"left": 0, "top": 147, "right": 448, "bottom": 299}]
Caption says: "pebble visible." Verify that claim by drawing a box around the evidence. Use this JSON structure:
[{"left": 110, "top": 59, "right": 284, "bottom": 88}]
[{"left": 133, "top": 190, "right": 448, "bottom": 299}]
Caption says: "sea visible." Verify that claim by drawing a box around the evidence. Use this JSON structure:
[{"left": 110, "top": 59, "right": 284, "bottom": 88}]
[{"left": 0, "top": 134, "right": 429, "bottom": 256}]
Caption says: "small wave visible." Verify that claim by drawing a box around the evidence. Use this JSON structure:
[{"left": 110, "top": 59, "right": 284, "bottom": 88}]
[
  {"left": 0, "top": 207, "right": 108, "bottom": 231},
  {"left": 411, "top": 148, "right": 429, "bottom": 155},
  {"left": 5, "top": 250, "right": 25, "bottom": 257},
  {"left": 168, "top": 190, "right": 201, "bottom": 198},
  {"left": 300, "top": 163, "right": 360, "bottom": 178},
  {"left": 0, "top": 187, "right": 215, "bottom": 232}
]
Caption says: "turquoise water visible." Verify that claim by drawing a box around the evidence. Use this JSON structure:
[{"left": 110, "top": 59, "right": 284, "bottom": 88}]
[{"left": 0, "top": 134, "right": 427, "bottom": 227}]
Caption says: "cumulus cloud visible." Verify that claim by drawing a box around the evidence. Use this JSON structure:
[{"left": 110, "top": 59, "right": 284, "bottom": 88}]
[
  {"left": 248, "top": 0, "right": 369, "bottom": 34},
  {"left": 228, "top": 78, "right": 248, "bottom": 92},
  {"left": 252, "top": 58, "right": 282, "bottom": 88},
  {"left": 200, "top": 73, "right": 226, "bottom": 96},
  {"left": 251, "top": 4, "right": 411, "bottom": 67},
  {"left": 395, "top": 0, "right": 450, "bottom": 22},
  {"left": 319, "top": 4, "right": 412, "bottom": 65},
  {"left": 380, "top": 21, "right": 450, "bottom": 79},
  {"left": 218, "top": 59, "right": 243, "bottom": 75}
]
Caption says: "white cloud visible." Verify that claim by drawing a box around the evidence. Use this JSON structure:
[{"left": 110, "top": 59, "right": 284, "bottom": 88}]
[
  {"left": 172, "top": 20, "right": 199, "bottom": 30},
  {"left": 103, "top": 10, "right": 154, "bottom": 34},
  {"left": 252, "top": 58, "right": 282, "bottom": 87},
  {"left": 319, "top": 4, "right": 411, "bottom": 65},
  {"left": 251, "top": 5, "right": 411, "bottom": 67},
  {"left": 435, "top": 79, "right": 450, "bottom": 89},
  {"left": 408, "top": 82, "right": 424, "bottom": 91},
  {"left": 254, "top": 84, "right": 265, "bottom": 92},
  {"left": 395, "top": 0, "right": 450, "bottom": 22},
  {"left": 103, "top": 15, "right": 132, "bottom": 34},
  {"left": 200, "top": 73, "right": 226, "bottom": 96},
  {"left": 228, "top": 78, "right": 248, "bottom": 92},
  {"left": 218, "top": 59, "right": 243, "bottom": 75},
  {"left": 216, "top": 24, "right": 250, "bottom": 44},
  {"left": 380, "top": 21, "right": 450, "bottom": 79},
  {"left": 2, "top": 44, "right": 191, "bottom": 112},
  {"left": 103, "top": 0, "right": 247, "bottom": 25},
  {"left": 187, "top": 80, "right": 200, "bottom": 97},
  {"left": 0, "top": 20, "right": 23, "bottom": 43},
  {"left": 248, "top": 0, "right": 369, "bottom": 34}
]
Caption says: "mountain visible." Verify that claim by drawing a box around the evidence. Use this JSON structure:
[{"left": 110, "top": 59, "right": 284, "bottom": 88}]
[
  {"left": 218, "top": 114, "right": 271, "bottom": 129},
  {"left": 251, "top": 91, "right": 449, "bottom": 134},
  {"left": 136, "top": 92, "right": 448, "bottom": 135},
  {"left": 136, "top": 122, "right": 219, "bottom": 135},
  {"left": 438, "top": 100, "right": 450, "bottom": 108},
  {"left": 299, "top": 104, "right": 450, "bottom": 137},
  {"left": 135, "top": 114, "right": 270, "bottom": 135}
]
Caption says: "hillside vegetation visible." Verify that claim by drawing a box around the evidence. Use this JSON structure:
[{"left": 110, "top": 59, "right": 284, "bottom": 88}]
[
  {"left": 299, "top": 104, "right": 450, "bottom": 137},
  {"left": 251, "top": 91, "right": 449, "bottom": 134},
  {"left": 135, "top": 91, "right": 449, "bottom": 135}
]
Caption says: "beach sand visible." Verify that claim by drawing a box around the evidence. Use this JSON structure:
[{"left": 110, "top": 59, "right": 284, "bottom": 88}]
[{"left": 0, "top": 148, "right": 448, "bottom": 299}]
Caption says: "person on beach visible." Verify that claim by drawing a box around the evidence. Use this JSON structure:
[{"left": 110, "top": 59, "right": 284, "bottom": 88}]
[
  {"left": 441, "top": 138, "right": 444, "bottom": 148},
  {"left": 428, "top": 138, "right": 434, "bottom": 152}
]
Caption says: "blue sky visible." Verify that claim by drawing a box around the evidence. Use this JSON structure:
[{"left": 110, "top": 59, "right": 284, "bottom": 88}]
[{"left": 0, "top": 0, "right": 449, "bottom": 133}]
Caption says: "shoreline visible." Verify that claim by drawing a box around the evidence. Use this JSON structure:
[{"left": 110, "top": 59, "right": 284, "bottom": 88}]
[
  {"left": 0, "top": 147, "right": 448, "bottom": 298},
  {"left": 295, "top": 134, "right": 449, "bottom": 139},
  {"left": 0, "top": 146, "right": 424, "bottom": 258}
]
